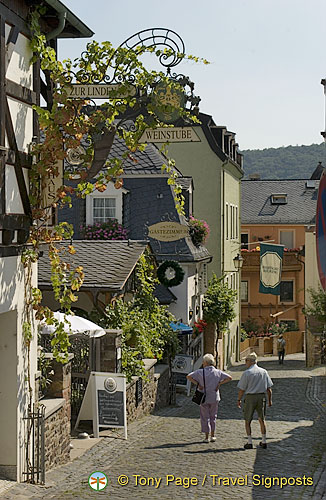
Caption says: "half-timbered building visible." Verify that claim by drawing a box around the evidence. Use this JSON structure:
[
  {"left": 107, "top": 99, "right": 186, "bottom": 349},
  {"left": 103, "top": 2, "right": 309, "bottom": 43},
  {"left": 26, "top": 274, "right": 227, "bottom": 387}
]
[{"left": 0, "top": 0, "right": 92, "bottom": 481}]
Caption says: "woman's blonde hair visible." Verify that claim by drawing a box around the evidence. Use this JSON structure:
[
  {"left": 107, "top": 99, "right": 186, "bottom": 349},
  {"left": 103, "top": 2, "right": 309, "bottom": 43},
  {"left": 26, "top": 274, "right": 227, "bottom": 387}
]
[{"left": 203, "top": 353, "right": 215, "bottom": 366}]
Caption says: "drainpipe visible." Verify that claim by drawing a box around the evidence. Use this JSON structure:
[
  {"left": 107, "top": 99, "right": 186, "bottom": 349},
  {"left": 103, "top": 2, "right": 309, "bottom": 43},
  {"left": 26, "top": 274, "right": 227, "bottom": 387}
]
[{"left": 46, "top": 11, "right": 67, "bottom": 41}]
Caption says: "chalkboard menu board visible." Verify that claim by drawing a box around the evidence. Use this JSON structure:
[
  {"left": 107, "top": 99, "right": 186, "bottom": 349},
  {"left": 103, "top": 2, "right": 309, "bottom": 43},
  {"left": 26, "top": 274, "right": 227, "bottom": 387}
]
[
  {"left": 97, "top": 390, "right": 125, "bottom": 427},
  {"left": 174, "top": 372, "right": 187, "bottom": 386}
]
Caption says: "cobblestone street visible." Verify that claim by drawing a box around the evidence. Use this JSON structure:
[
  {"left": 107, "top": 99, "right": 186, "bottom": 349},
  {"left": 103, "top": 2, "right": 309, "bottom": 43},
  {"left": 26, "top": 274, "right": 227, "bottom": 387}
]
[{"left": 1, "top": 354, "right": 325, "bottom": 500}]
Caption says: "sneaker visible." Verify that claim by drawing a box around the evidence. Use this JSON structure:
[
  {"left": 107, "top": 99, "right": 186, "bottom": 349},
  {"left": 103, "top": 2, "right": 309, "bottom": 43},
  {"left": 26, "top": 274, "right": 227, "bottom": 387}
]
[
  {"left": 259, "top": 442, "right": 267, "bottom": 449},
  {"left": 244, "top": 443, "right": 253, "bottom": 449},
  {"left": 204, "top": 438, "right": 209, "bottom": 443},
  {"left": 211, "top": 437, "right": 217, "bottom": 442}
]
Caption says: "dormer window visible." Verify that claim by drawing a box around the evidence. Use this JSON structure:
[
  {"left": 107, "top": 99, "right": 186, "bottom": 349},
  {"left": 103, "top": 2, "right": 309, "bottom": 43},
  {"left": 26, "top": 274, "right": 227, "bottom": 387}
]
[
  {"left": 271, "top": 194, "right": 287, "bottom": 205},
  {"left": 86, "top": 182, "right": 128, "bottom": 225},
  {"left": 306, "top": 180, "right": 316, "bottom": 189}
]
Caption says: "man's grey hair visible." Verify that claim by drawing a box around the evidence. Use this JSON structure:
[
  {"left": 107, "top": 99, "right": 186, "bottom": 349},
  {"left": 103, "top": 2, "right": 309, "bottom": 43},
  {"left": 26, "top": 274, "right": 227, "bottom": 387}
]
[
  {"left": 203, "top": 353, "right": 215, "bottom": 366},
  {"left": 245, "top": 352, "right": 258, "bottom": 363}
]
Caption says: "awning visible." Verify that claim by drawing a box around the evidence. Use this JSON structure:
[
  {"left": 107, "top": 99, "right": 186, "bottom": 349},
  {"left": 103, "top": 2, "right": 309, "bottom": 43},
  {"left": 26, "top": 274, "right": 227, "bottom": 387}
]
[{"left": 170, "top": 322, "right": 193, "bottom": 333}]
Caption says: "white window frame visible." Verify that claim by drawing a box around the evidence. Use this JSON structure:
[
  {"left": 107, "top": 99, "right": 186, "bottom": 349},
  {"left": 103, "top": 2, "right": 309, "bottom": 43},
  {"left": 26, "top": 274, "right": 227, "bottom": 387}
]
[
  {"left": 225, "top": 203, "right": 229, "bottom": 240},
  {"left": 241, "top": 231, "right": 249, "bottom": 250},
  {"left": 86, "top": 182, "right": 127, "bottom": 225},
  {"left": 279, "top": 229, "right": 295, "bottom": 250},
  {"left": 278, "top": 279, "right": 295, "bottom": 304},
  {"left": 92, "top": 197, "right": 116, "bottom": 223},
  {"left": 241, "top": 279, "right": 249, "bottom": 303}
]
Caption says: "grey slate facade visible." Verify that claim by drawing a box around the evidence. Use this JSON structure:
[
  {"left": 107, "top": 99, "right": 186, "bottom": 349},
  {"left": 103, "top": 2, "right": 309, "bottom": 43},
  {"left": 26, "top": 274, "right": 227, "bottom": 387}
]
[{"left": 59, "top": 137, "right": 210, "bottom": 264}]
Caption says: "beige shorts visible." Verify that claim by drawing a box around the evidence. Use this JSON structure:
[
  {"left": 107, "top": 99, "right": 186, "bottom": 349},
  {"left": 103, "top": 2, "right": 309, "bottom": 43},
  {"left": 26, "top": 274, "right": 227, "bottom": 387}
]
[{"left": 243, "top": 393, "right": 266, "bottom": 422}]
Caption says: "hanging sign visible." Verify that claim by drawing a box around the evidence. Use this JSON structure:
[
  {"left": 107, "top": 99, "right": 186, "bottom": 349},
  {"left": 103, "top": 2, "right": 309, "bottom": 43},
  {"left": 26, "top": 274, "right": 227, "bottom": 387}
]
[
  {"left": 75, "top": 372, "right": 127, "bottom": 439},
  {"left": 148, "top": 221, "right": 189, "bottom": 241},
  {"left": 151, "top": 81, "right": 186, "bottom": 124},
  {"left": 316, "top": 172, "right": 326, "bottom": 289},
  {"left": 64, "top": 84, "right": 136, "bottom": 99},
  {"left": 140, "top": 127, "right": 200, "bottom": 143},
  {"left": 259, "top": 243, "right": 284, "bottom": 295}
]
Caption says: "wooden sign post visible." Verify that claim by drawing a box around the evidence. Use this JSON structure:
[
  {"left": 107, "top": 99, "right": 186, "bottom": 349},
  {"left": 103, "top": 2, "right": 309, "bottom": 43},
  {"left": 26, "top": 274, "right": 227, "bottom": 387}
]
[{"left": 75, "top": 372, "right": 127, "bottom": 439}]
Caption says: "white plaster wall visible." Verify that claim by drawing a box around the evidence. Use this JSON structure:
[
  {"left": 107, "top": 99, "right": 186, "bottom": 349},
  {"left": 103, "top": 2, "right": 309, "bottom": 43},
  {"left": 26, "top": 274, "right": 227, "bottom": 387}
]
[
  {"left": 5, "top": 25, "right": 33, "bottom": 90},
  {"left": 6, "top": 97, "right": 33, "bottom": 152},
  {"left": 168, "top": 265, "right": 189, "bottom": 323},
  {"left": 5, "top": 165, "right": 29, "bottom": 214},
  {"left": 0, "top": 256, "right": 38, "bottom": 480}
]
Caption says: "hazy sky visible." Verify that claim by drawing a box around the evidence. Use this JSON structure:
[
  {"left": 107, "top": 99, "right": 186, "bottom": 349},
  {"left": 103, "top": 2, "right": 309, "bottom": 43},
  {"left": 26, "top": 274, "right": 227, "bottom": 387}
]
[{"left": 59, "top": 0, "right": 326, "bottom": 151}]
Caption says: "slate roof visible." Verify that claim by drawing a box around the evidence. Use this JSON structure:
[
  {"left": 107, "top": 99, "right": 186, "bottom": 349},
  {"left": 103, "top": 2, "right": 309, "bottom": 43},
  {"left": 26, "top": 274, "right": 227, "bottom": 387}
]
[
  {"left": 153, "top": 284, "right": 177, "bottom": 305},
  {"left": 177, "top": 177, "right": 193, "bottom": 190},
  {"left": 242, "top": 179, "right": 319, "bottom": 225},
  {"left": 38, "top": 240, "right": 148, "bottom": 291},
  {"left": 108, "top": 135, "right": 182, "bottom": 176}
]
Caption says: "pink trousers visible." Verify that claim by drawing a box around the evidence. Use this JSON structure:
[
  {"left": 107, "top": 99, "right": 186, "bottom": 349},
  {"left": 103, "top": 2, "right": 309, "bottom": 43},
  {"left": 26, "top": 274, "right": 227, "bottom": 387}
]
[{"left": 200, "top": 401, "right": 219, "bottom": 433}]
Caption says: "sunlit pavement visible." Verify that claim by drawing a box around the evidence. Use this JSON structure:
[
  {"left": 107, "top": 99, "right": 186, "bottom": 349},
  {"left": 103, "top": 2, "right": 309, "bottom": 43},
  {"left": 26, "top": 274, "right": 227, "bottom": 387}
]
[{"left": 1, "top": 353, "right": 325, "bottom": 500}]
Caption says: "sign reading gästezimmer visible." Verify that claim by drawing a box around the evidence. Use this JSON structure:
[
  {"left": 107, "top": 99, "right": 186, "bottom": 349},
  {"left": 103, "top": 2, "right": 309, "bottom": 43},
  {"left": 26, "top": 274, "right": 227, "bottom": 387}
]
[
  {"left": 259, "top": 243, "right": 284, "bottom": 295},
  {"left": 148, "top": 222, "right": 189, "bottom": 241}
]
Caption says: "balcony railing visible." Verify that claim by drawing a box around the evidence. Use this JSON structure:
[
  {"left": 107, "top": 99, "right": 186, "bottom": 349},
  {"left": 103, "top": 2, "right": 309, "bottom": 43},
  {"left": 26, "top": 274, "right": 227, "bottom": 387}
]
[{"left": 241, "top": 251, "right": 302, "bottom": 271}]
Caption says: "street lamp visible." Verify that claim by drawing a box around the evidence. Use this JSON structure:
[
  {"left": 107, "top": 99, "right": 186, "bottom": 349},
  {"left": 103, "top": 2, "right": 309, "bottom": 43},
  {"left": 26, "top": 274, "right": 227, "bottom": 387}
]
[{"left": 233, "top": 253, "right": 244, "bottom": 270}]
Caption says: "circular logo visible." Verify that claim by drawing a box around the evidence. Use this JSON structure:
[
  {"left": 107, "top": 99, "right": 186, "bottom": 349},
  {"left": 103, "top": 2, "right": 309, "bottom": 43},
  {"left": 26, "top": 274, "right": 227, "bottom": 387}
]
[
  {"left": 104, "top": 377, "right": 117, "bottom": 393},
  {"left": 174, "top": 357, "right": 187, "bottom": 370},
  {"left": 88, "top": 471, "right": 108, "bottom": 491},
  {"left": 66, "top": 145, "right": 86, "bottom": 166}
]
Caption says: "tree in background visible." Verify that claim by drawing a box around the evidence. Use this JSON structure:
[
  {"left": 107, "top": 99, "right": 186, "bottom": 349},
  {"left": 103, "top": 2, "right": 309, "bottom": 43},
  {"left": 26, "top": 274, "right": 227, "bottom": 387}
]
[
  {"left": 203, "top": 274, "right": 237, "bottom": 366},
  {"left": 91, "top": 254, "right": 179, "bottom": 381}
]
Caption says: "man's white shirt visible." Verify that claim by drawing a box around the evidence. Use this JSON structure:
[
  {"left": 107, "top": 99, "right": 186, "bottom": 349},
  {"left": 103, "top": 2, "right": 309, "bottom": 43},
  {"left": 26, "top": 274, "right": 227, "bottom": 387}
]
[{"left": 237, "top": 364, "right": 273, "bottom": 394}]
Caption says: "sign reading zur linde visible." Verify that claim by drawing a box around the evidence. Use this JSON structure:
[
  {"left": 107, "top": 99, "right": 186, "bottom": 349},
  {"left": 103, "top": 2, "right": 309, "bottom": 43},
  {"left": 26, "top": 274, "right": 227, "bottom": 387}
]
[{"left": 64, "top": 84, "right": 136, "bottom": 98}]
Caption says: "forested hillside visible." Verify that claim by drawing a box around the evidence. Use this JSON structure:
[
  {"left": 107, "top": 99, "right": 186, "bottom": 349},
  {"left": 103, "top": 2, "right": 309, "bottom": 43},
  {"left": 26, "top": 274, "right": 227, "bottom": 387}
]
[{"left": 241, "top": 143, "right": 326, "bottom": 179}]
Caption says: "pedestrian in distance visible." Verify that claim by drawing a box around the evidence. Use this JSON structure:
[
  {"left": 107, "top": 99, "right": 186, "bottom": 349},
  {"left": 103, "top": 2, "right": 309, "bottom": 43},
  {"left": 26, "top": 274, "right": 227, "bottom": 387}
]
[
  {"left": 277, "top": 334, "right": 286, "bottom": 364},
  {"left": 237, "top": 352, "right": 273, "bottom": 449},
  {"left": 187, "top": 353, "right": 232, "bottom": 443}
]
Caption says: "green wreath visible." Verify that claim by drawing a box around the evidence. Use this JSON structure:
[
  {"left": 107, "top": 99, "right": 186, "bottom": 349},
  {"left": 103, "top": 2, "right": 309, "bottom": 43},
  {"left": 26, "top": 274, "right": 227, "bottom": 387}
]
[{"left": 157, "top": 260, "right": 185, "bottom": 287}]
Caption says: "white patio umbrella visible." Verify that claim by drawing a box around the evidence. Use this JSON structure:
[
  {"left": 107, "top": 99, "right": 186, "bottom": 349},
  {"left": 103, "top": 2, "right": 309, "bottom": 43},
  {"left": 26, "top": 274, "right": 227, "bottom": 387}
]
[{"left": 40, "top": 311, "right": 106, "bottom": 338}]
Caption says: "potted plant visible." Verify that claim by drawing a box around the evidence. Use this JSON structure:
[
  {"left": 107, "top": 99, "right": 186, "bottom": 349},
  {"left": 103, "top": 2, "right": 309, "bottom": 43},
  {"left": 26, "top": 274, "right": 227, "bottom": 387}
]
[{"left": 188, "top": 215, "right": 210, "bottom": 247}]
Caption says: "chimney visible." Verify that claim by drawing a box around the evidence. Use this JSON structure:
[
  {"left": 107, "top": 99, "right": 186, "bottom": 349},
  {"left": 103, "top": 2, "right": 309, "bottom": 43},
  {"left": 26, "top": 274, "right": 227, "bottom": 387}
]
[{"left": 249, "top": 173, "right": 261, "bottom": 180}]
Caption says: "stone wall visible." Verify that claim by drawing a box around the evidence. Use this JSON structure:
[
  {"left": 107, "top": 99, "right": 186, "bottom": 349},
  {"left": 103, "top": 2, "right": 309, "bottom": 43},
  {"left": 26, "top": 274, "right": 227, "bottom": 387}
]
[
  {"left": 43, "top": 399, "right": 71, "bottom": 469},
  {"left": 306, "top": 329, "right": 323, "bottom": 367},
  {"left": 126, "top": 360, "right": 169, "bottom": 423},
  {"left": 39, "top": 355, "right": 73, "bottom": 471}
]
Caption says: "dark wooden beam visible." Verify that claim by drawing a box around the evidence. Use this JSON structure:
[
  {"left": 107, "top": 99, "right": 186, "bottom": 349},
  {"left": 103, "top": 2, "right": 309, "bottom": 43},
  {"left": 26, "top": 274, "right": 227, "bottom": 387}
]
[
  {"left": 6, "top": 79, "right": 37, "bottom": 106},
  {"left": 0, "top": 245, "right": 23, "bottom": 257},
  {"left": 5, "top": 97, "right": 31, "bottom": 217},
  {"left": 0, "top": 213, "right": 30, "bottom": 229},
  {"left": 5, "top": 25, "right": 19, "bottom": 68},
  {"left": 0, "top": 4, "right": 30, "bottom": 37},
  {"left": 6, "top": 149, "right": 31, "bottom": 168},
  {"left": 33, "top": 60, "right": 40, "bottom": 139}
]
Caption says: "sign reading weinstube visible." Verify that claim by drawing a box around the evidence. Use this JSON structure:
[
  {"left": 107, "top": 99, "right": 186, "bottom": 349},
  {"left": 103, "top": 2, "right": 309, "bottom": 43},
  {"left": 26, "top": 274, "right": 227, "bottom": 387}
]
[
  {"left": 64, "top": 84, "right": 136, "bottom": 99},
  {"left": 140, "top": 127, "right": 201, "bottom": 143},
  {"left": 148, "top": 221, "right": 189, "bottom": 241}
]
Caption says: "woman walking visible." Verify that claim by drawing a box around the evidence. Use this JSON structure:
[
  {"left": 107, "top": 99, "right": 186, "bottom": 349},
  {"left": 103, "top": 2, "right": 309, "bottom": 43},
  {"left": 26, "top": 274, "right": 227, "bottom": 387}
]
[{"left": 187, "top": 353, "right": 232, "bottom": 442}]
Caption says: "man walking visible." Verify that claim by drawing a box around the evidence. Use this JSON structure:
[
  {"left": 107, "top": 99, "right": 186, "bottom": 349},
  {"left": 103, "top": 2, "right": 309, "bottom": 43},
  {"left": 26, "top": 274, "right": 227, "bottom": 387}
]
[
  {"left": 277, "top": 334, "right": 286, "bottom": 364},
  {"left": 237, "top": 352, "right": 273, "bottom": 449}
]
